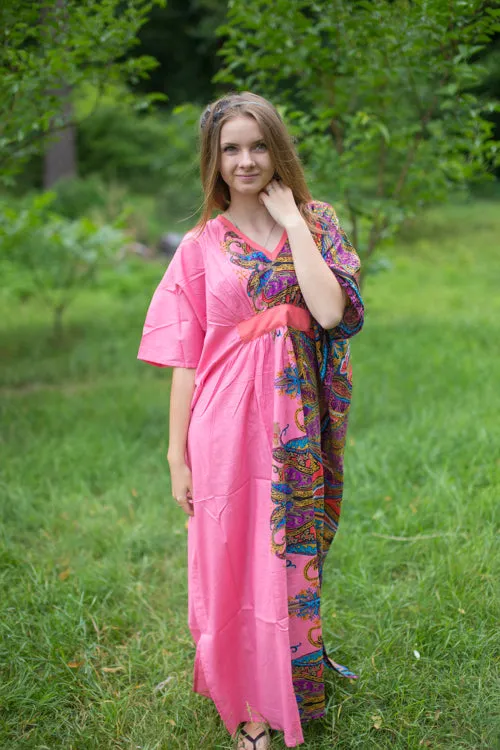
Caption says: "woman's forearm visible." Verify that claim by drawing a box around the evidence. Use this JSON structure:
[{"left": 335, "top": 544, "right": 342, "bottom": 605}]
[
  {"left": 286, "top": 216, "right": 346, "bottom": 330},
  {"left": 167, "top": 367, "right": 196, "bottom": 464}
]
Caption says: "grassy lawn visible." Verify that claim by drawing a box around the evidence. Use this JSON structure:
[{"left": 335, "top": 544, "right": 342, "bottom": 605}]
[{"left": 1, "top": 199, "right": 499, "bottom": 749}]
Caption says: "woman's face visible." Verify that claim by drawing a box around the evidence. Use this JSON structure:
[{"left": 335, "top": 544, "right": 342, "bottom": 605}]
[{"left": 219, "top": 115, "right": 274, "bottom": 199}]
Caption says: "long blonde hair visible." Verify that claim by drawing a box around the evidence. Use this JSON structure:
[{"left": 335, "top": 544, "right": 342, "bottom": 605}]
[{"left": 195, "top": 92, "right": 318, "bottom": 234}]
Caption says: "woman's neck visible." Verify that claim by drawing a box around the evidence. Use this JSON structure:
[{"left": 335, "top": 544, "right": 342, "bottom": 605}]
[{"left": 225, "top": 194, "right": 273, "bottom": 230}]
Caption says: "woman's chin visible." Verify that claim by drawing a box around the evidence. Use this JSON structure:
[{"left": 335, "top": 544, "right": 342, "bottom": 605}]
[{"left": 231, "top": 183, "right": 264, "bottom": 197}]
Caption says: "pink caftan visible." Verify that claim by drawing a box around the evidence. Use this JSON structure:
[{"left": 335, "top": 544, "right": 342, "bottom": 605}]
[{"left": 138, "top": 201, "right": 364, "bottom": 747}]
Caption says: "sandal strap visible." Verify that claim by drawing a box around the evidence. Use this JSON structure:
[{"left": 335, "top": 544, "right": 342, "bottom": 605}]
[{"left": 240, "top": 727, "right": 268, "bottom": 748}]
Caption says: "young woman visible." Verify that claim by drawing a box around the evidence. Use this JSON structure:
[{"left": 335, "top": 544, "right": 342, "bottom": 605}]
[{"left": 138, "top": 92, "right": 364, "bottom": 749}]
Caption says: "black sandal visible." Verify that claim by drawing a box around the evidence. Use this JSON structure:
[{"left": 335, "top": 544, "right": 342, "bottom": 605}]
[{"left": 238, "top": 726, "right": 270, "bottom": 749}]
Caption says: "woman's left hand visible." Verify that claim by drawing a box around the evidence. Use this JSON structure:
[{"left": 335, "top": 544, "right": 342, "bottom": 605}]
[{"left": 259, "top": 179, "right": 303, "bottom": 230}]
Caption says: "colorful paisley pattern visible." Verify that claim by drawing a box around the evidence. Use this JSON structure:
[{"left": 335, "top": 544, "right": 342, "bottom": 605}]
[{"left": 221, "top": 201, "right": 364, "bottom": 724}]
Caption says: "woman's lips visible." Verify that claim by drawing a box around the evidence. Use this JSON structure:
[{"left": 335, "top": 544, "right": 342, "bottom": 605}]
[{"left": 237, "top": 174, "right": 259, "bottom": 180}]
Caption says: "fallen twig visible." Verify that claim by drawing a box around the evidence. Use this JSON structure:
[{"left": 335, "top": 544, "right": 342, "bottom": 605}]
[{"left": 371, "top": 532, "right": 455, "bottom": 542}]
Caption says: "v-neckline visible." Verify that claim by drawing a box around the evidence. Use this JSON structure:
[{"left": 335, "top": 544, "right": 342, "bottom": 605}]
[{"left": 218, "top": 215, "right": 287, "bottom": 261}]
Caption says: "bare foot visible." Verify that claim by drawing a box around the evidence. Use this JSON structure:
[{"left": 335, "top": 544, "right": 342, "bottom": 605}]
[{"left": 237, "top": 721, "right": 270, "bottom": 749}]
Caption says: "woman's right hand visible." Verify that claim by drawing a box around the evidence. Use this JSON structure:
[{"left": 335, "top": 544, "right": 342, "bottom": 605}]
[{"left": 168, "top": 459, "right": 194, "bottom": 516}]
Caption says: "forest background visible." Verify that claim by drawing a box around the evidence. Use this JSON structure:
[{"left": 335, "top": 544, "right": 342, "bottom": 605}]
[{"left": 1, "top": 1, "right": 499, "bottom": 749}]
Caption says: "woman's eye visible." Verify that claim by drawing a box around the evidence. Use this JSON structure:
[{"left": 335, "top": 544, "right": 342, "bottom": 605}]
[
  {"left": 223, "top": 146, "right": 237, "bottom": 152},
  {"left": 255, "top": 143, "right": 267, "bottom": 151}
]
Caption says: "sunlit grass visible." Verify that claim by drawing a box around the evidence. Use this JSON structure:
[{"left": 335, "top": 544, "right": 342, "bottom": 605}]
[{"left": 1, "top": 198, "right": 499, "bottom": 749}]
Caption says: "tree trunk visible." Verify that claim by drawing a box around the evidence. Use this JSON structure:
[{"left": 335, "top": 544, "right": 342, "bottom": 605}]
[
  {"left": 41, "top": 0, "right": 77, "bottom": 189},
  {"left": 43, "top": 87, "right": 77, "bottom": 189},
  {"left": 52, "top": 302, "right": 66, "bottom": 339}
]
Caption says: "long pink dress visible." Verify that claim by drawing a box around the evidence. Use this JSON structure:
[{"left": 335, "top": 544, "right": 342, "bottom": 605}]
[{"left": 138, "top": 201, "right": 364, "bottom": 747}]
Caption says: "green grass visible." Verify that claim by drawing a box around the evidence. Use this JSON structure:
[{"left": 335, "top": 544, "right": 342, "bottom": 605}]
[{"left": 1, "top": 199, "right": 499, "bottom": 749}]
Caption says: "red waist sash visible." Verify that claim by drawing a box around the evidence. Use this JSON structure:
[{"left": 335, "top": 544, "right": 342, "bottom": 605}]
[{"left": 237, "top": 304, "right": 313, "bottom": 342}]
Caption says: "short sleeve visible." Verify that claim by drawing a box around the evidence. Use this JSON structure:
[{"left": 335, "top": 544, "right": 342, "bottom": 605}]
[
  {"left": 310, "top": 201, "right": 364, "bottom": 339},
  {"left": 137, "top": 233, "right": 206, "bottom": 368}
]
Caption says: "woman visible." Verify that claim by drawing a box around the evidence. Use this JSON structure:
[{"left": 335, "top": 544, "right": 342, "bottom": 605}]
[{"left": 138, "top": 92, "right": 364, "bottom": 749}]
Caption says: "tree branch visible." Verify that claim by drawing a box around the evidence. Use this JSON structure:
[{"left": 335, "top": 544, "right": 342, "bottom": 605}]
[
  {"left": 346, "top": 196, "right": 359, "bottom": 250},
  {"left": 329, "top": 117, "right": 344, "bottom": 157}
]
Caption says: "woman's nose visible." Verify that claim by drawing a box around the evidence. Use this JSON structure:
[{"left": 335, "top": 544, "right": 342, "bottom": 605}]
[{"left": 239, "top": 150, "right": 255, "bottom": 167}]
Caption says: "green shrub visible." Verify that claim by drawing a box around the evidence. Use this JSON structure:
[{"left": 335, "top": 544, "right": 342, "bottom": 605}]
[
  {"left": 0, "top": 193, "right": 128, "bottom": 335},
  {"left": 50, "top": 176, "right": 108, "bottom": 220},
  {"left": 78, "top": 103, "right": 203, "bottom": 217}
]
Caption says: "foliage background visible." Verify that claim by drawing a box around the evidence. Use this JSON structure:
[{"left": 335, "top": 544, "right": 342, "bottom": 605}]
[{"left": 0, "top": 1, "right": 499, "bottom": 749}]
